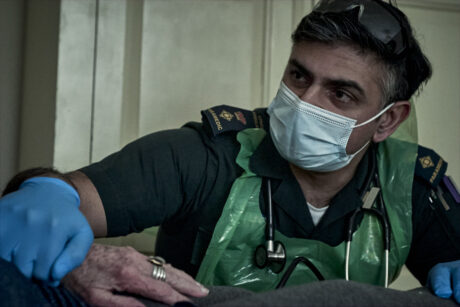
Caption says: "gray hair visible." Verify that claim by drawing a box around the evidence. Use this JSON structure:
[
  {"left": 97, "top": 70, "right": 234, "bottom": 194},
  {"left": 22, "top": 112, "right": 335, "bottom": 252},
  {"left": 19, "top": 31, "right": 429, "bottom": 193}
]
[{"left": 292, "top": 3, "right": 432, "bottom": 106}]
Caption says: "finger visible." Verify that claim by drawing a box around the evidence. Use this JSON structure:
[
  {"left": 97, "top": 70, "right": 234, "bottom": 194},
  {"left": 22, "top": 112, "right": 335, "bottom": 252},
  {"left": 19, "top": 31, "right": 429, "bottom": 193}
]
[
  {"left": 14, "top": 260, "right": 34, "bottom": 279},
  {"left": 429, "top": 265, "right": 453, "bottom": 298},
  {"left": 123, "top": 272, "right": 191, "bottom": 305},
  {"left": 0, "top": 251, "right": 13, "bottom": 262},
  {"left": 0, "top": 246, "right": 14, "bottom": 262},
  {"left": 48, "top": 280, "right": 60, "bottom": 287},
  {"left": 0, "top": 215, "right": 13, "bottom": 262},
  {"left": 12, "top": 245, "right": 34, "bottom": 279},
  {"left": 87, "top": 288, "right": 146, "bottom": 307},
  {"left": 34, "top": 234, "right": 67, "bottom": 282},
  {"left": 51, "top": 227, "right": 94, "bottom": 281},
  {"left": 164, "top": 264, "right": 209, "bottom": 297},
  {"left": 452, "top": 267, "right": 460, "bottom": 303}
]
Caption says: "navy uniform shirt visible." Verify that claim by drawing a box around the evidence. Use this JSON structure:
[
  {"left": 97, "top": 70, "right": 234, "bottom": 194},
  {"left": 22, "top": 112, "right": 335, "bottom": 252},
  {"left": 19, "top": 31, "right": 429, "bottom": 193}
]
[{"left": 80, "top": 106, "right": 460, "bottom": 285}]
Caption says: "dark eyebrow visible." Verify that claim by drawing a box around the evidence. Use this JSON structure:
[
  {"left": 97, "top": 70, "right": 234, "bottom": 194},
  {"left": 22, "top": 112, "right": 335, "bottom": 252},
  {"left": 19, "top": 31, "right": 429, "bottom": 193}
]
[
  {"left": 326, "top": 79, "right": 365, "bottom": 98},
  {"left": 289, "top": 59, "right": 313, "bottom": 79},
  {"left": 289, "top": 59, "right": 366, "bottom": 98}
]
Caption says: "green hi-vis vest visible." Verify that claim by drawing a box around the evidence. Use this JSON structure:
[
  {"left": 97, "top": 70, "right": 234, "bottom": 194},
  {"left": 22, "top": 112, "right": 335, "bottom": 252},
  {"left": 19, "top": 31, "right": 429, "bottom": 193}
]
[{"left": 196, "top": 127, "right": 417, "bottom": 292}]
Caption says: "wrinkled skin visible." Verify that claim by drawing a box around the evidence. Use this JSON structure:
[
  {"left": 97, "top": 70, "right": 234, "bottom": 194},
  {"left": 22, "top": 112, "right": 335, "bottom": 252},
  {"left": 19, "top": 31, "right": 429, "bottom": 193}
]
[{"left": 62, "top": 244, "right": 209, "bottom": 307}]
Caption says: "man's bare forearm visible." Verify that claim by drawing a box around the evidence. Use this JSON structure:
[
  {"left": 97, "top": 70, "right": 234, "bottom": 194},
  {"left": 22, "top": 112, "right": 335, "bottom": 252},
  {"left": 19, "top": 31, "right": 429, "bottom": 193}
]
[{"left": 66, "top": 171, "right": 108, "bottom": 237}]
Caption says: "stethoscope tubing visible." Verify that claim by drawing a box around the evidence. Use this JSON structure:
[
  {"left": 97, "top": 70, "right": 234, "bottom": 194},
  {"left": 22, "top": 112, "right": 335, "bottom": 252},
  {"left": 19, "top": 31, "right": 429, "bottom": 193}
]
[
  {"left": 345, "top": 235, "right": 390, "bottom": 288},
  {"left": 266, "top": 178, "right": 275, "bottom": 242},
  {"left": 345, "top": 169, "right": 391, "bottom": 288}
]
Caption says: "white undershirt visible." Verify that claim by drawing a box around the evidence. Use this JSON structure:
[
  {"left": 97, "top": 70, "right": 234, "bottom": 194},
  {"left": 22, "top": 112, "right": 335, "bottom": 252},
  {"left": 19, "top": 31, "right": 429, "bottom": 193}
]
[{"left": 307, "top": 202, "right": 329, "bottom": 226}]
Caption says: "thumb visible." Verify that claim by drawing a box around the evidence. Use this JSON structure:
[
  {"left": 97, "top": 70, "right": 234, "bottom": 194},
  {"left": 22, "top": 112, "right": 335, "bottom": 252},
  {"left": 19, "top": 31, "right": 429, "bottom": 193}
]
[
  {"left": 51, "top": 228, "right": 94, "bottom": 281},
  {"left": 429, "top": 264, "right": 452, "bottom": 299},
  {"left": 452, "top": 267, "right": 460, "bottom": 303}
]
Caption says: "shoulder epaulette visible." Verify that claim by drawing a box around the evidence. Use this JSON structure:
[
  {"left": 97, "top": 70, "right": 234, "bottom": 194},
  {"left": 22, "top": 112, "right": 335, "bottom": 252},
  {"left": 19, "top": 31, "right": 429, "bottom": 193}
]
[
  {"left": 415, "top": 145, "right": 448, "bottom": 188},
  {"left": 201, "top": 105, "right": 268, "bottom": 136}
]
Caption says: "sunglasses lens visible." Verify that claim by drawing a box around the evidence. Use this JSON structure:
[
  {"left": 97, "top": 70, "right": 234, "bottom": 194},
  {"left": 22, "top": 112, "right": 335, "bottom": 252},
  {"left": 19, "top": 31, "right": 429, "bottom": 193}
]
[
  {"left": 315, "top": 0, "right": 359, "bottom": 13},
  {"left": 314, "top": 0, "right": 405, "bottom": 55}
]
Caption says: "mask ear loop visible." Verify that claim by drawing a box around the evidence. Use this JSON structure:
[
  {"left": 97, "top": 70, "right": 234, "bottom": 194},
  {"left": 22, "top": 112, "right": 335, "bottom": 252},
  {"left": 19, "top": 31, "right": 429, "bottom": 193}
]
[
  {"left": 353, "top": 103, "right": 395, "bottom": 128},
  {"left": 347, "top": 103, "right": 394, "bottom": 156}
]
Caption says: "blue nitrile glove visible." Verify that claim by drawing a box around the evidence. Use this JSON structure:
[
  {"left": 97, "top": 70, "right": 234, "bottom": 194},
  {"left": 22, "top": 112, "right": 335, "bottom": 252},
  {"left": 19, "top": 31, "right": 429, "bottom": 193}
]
[
  {"left": 0, "top": 177, "right": 94, "bottom": 285},
  {"left": 427, "top": 260, "right": 460, "bottom": 303}
]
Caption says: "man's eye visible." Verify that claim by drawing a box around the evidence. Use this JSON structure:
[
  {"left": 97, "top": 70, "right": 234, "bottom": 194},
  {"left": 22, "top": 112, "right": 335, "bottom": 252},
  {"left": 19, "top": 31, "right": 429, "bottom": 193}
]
[
  {"left": 333, "top": 89, "right": 353, "bottom": 103},
  {"left": 290, "top": 70, "right": 305, "bottom": 81},
  {"left": 294, "top": 71, "right": 303, "bottom": 80}
]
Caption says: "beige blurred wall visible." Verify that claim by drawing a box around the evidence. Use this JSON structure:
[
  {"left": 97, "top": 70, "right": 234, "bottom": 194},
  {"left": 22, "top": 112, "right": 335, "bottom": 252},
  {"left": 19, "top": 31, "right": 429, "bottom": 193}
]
[
  {"left": 19, "top": 0, "right": 61, "bottom": 171},
  {"left": 403, "top": 3, "right": 460, "bottom": 184},
  {"left": 0, "top": 0, "right": 24, "bottom": 191},
  {"left": 0, "top": 0, "right": 60, "bottom": 191}
]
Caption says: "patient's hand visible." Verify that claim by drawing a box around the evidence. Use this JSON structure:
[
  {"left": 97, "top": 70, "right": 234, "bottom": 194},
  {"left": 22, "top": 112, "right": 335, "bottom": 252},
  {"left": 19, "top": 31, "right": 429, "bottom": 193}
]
[{"left": 62, "top": 243, "right": 209, "bottom": 306}]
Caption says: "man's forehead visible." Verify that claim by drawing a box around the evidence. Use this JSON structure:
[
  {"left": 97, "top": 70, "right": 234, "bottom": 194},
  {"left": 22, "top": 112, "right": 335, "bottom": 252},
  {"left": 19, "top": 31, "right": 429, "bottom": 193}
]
[
  {"left": 290, "top": 42, "right": 382, "bottom": 72},
  {"left": 288, "top": 42, "right": 385, "bottom": 99}
]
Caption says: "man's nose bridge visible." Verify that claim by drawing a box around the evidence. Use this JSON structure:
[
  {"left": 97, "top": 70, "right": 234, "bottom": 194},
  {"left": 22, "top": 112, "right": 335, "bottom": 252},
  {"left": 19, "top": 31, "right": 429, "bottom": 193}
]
[{"left": 298, "top": 84, "right": 321, "bottom": 106}]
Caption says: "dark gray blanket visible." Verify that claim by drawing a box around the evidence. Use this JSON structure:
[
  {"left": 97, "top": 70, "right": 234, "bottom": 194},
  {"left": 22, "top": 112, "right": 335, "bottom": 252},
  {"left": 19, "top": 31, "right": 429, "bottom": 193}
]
[
  {"left": 142, "top": 281, "right": 459, "bottom": 307},
  {"left": 1, "top": 258, "right": 457, "bottom": 307}
]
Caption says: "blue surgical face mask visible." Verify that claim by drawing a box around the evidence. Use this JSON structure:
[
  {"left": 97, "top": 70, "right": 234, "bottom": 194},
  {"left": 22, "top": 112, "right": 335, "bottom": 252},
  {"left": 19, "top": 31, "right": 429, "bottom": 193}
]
[{"left": 267, "top": 82, "right": 394, "bottom": 172}]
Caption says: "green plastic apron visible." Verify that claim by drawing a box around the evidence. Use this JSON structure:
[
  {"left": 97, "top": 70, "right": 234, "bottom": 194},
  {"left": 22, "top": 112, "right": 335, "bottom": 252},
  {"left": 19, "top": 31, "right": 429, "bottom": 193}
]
[{"left": 196, "top": 107, "right": 418, "bottom": 292}]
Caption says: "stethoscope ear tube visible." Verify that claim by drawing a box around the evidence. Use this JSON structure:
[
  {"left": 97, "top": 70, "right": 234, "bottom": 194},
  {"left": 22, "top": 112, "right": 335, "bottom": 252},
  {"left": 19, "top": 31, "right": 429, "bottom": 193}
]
[
  {"left": 266, "top": 179, "right": 275, "bottom": 242},
  {"left": 377, "top": 186, "right": 391, "bottom": 252},
  {"left": 253, "top": 179, "right": 287, "bottom": 274}
]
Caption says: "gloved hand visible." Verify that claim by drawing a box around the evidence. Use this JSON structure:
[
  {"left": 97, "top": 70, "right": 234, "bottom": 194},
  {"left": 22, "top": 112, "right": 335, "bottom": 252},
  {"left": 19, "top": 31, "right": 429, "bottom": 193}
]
[
  {"left": 0, "top": 177, "right": 94, "bottom": 285},
  {"left": 427, "top": 259, "right": 460, "bottom": 303}
]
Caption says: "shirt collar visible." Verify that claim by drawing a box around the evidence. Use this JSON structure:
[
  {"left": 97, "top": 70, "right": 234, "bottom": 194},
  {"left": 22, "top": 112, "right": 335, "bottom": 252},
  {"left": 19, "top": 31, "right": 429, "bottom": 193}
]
[
  {"left": 249, "top": 133, "right": 290, "bottom": 179},
  {"left": 319, "top": 149, "right": 370, "bottom": 228}
]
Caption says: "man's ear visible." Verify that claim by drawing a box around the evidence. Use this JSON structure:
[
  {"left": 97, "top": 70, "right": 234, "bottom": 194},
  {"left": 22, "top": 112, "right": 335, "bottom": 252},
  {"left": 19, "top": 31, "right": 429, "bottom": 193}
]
[{"left": 373, "top": 100, "right": 411, "bottom": 143}]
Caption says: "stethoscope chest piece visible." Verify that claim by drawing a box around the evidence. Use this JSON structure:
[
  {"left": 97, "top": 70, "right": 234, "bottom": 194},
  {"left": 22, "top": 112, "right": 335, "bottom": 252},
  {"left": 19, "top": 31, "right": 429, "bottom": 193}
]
[{"left": 254, "top": 240, "right": 287, "bottom": 273}]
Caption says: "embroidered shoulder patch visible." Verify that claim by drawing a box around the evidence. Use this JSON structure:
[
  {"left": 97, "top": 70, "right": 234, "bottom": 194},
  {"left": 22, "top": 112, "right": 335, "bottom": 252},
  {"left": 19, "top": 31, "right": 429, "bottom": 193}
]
[
  {"left": 415, "top": 145, "right": 448, "bottom": 188},
  {"left": 201, "top": 105, "right": 267, "bottom": 136}
]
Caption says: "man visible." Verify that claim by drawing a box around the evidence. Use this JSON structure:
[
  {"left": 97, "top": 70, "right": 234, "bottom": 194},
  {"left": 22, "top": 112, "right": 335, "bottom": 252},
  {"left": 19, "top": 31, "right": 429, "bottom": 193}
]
[{"left": 1, "top": 0, "right": 460, "bottom": 306}]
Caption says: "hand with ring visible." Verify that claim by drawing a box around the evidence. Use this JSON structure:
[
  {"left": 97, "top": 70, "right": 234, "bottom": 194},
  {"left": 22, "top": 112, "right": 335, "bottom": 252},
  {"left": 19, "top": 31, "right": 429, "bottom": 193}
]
[{"left": 62, "top": 244, "right": 209, "bottom": 306}]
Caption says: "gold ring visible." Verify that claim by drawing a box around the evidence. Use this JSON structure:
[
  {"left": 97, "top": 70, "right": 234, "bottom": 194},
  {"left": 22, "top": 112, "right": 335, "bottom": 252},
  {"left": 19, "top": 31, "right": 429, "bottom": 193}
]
[
  {"left": 148, "top": 256, "right": 167, "bottom": 282},
  {"left": 147, "top": 256, "right": 166, "bottom": 266}
]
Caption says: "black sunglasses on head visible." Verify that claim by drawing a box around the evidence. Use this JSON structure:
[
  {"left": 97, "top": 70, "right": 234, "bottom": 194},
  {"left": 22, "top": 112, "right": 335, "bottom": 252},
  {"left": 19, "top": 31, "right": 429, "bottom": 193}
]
[{"left": 314, "top": 0, "right": 406, "bottom": 56}]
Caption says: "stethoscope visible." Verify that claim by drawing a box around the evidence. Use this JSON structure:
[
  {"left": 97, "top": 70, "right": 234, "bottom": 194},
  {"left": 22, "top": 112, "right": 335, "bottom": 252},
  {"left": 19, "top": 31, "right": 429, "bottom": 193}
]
[{"left": 254, "top": 145, "right": 392, "bottom": 288}]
